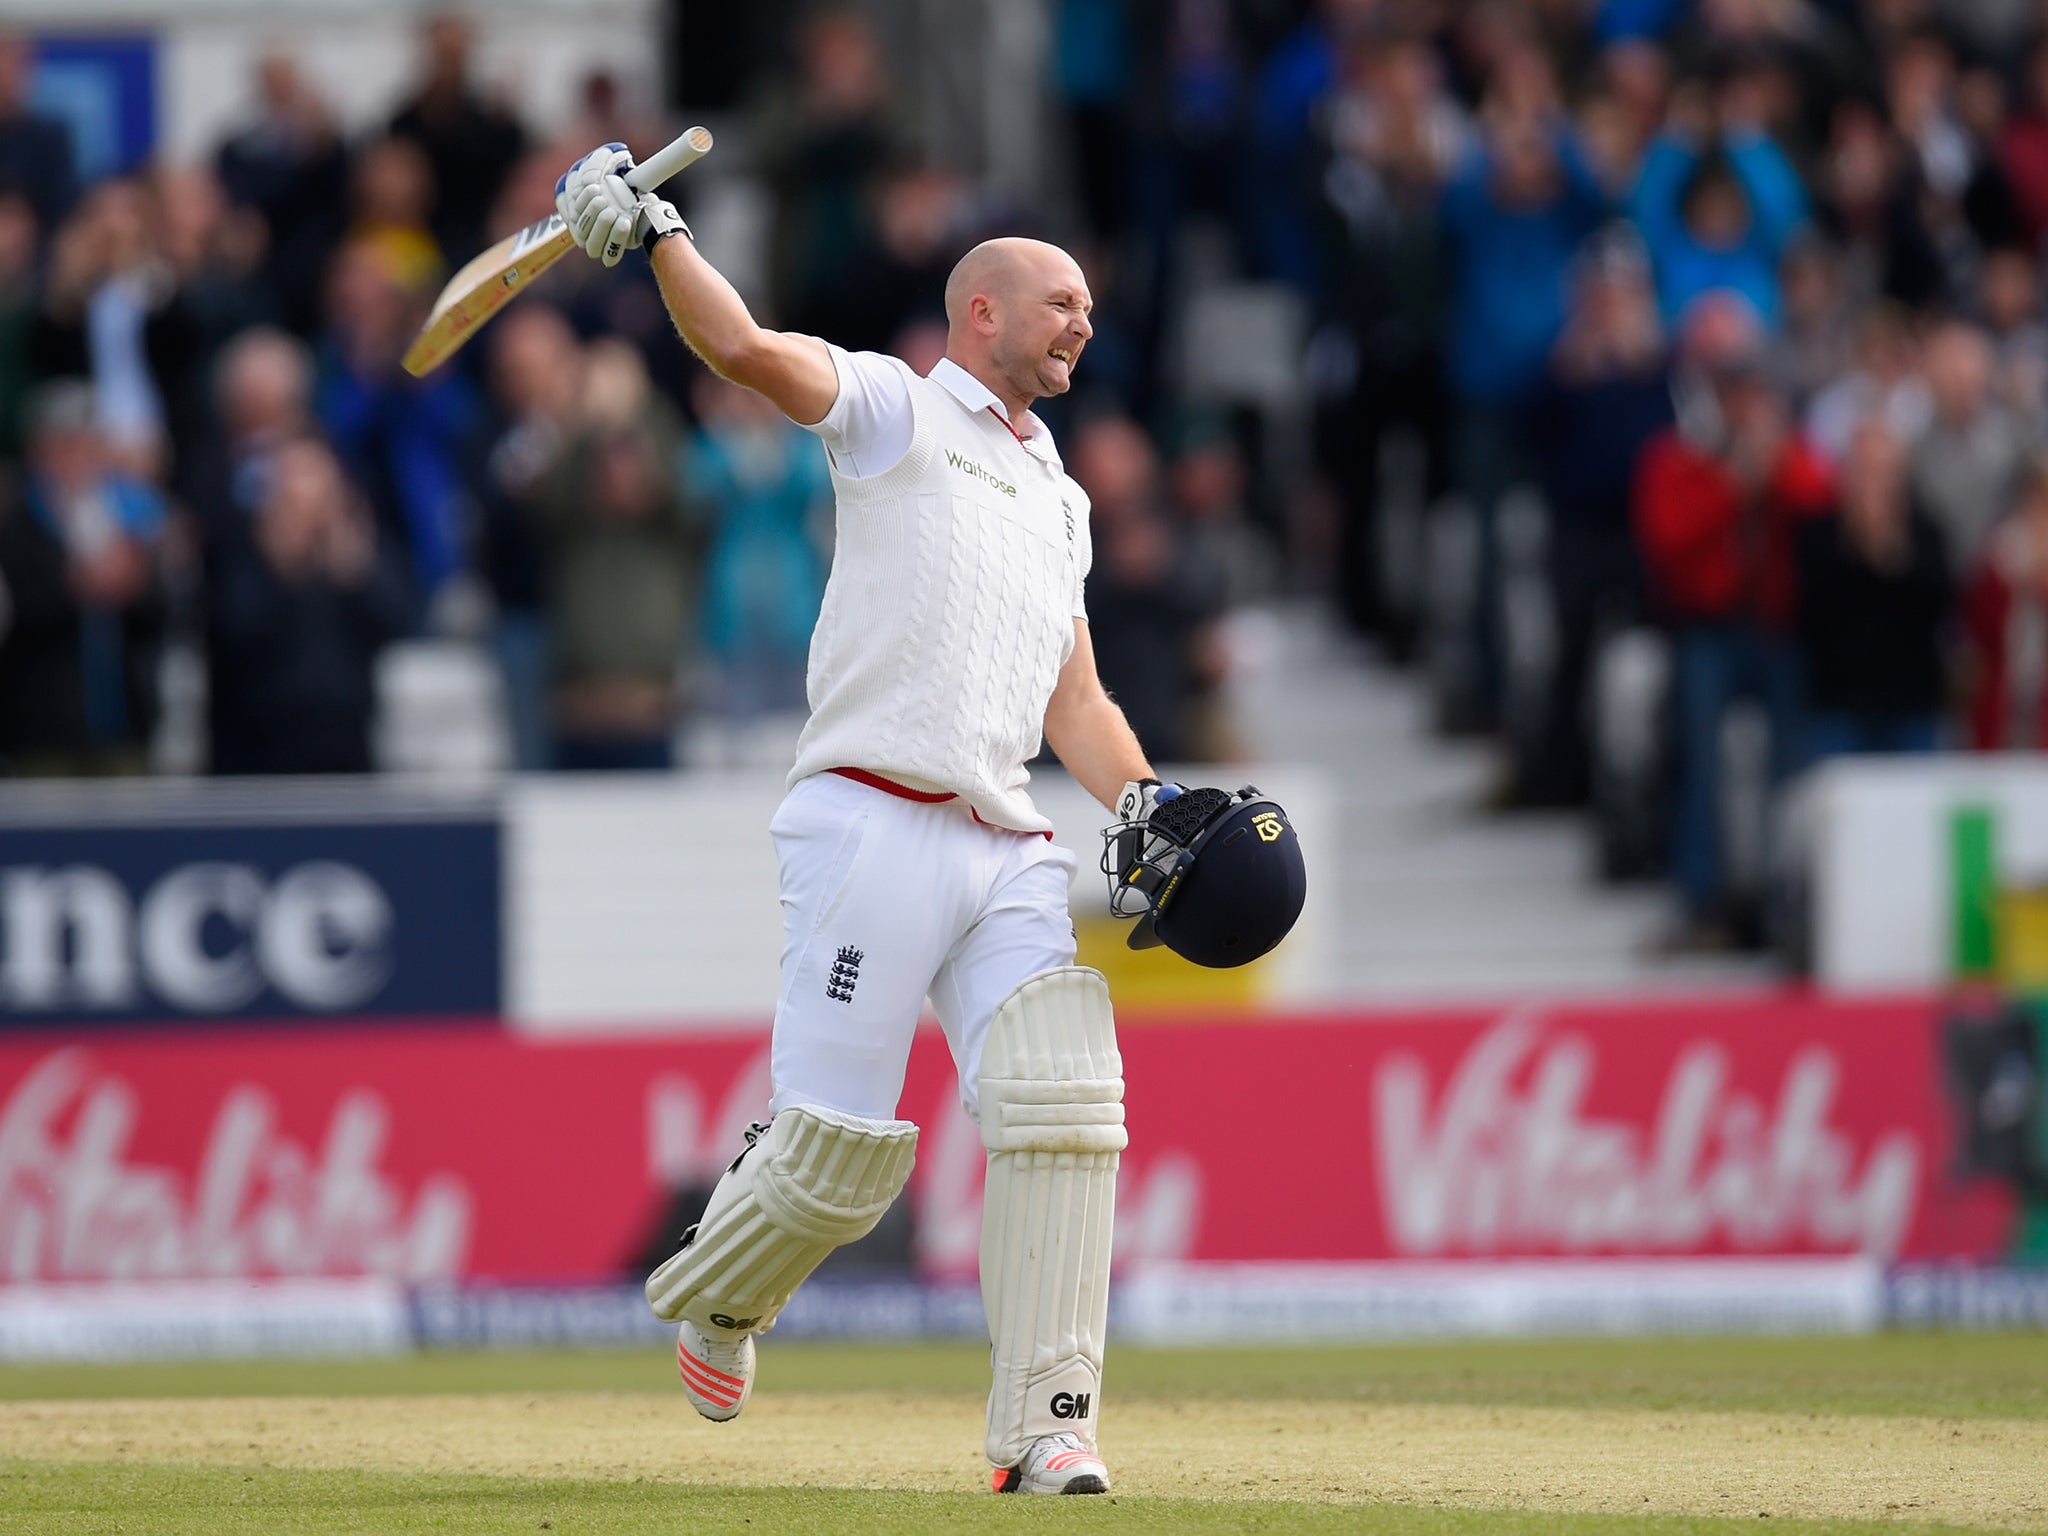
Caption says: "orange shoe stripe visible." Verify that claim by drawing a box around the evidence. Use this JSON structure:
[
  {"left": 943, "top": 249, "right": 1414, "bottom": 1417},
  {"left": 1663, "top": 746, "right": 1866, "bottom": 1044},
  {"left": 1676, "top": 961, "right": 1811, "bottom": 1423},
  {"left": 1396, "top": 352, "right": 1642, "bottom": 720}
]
[
  {"left": 677, "top": 1350, "right": 742, "bottom": 1405},
  {"left": 677, "top": 1343, "right": 747, "bottom": 1390}
]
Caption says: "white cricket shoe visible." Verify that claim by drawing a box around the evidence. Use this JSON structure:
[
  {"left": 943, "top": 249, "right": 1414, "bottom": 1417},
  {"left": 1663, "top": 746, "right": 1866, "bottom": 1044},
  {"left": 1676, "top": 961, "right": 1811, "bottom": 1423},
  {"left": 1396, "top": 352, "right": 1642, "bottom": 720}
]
[
  {"left": 675, "top": 1321, "right": 754, "bottom": 1421},
  {"left": 990, "top": 1432, "right": 1111, "bottom": 1494}
]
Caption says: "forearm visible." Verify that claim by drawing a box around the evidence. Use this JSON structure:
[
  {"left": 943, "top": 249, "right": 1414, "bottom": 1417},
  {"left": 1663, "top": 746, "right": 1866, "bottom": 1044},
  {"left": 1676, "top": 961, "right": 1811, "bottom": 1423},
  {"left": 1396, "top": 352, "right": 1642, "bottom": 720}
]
[
  {"left": 1045, "top": 689, "right": 1156, "bottom": 813},
  {"left": 647, "top": 235, "right": 771, "bottom": 379}
]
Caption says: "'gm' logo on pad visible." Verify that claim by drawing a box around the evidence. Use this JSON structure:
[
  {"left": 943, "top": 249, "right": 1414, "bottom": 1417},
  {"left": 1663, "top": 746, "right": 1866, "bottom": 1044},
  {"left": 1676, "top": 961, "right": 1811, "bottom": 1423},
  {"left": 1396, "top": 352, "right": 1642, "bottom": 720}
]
[{"left": 1049, "top": 1392, "right": 1091, "bottom": 1419}]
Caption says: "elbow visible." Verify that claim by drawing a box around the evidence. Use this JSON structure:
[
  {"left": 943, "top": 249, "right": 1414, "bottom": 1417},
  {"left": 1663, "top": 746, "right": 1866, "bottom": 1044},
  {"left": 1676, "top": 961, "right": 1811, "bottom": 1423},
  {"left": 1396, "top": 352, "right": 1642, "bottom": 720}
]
[{"left": 712, "top": 332, "right": 775, "bottom": 391}]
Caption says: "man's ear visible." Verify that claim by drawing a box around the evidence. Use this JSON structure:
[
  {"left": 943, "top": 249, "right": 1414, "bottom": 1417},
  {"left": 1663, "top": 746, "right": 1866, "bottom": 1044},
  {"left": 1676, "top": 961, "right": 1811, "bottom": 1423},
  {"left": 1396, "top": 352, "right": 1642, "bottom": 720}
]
[{"left": 971, "top": 293, "right": 1000, "bottom": 335}]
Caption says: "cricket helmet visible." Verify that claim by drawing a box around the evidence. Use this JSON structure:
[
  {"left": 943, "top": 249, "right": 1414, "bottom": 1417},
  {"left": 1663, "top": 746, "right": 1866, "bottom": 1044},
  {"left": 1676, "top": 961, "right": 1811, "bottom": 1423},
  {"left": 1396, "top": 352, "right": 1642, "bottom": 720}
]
[{"left": 1102, "top": 786, "right": 1306, "bottom": 968}]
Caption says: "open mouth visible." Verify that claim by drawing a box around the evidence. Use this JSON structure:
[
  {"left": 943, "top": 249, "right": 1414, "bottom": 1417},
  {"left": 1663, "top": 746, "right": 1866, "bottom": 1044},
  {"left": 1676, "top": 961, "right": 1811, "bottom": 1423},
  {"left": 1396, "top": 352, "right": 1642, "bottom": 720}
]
[{"left": 1048, "top": 346, "right": 1074, "bottom": 366}]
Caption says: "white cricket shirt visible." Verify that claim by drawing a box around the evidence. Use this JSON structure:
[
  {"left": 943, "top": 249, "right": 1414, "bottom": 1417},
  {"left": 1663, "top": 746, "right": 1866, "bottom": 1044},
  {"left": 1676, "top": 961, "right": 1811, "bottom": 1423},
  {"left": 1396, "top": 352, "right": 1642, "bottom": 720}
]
[{"left": 788, "top": 347, "right": 1092, "bottom": 833}]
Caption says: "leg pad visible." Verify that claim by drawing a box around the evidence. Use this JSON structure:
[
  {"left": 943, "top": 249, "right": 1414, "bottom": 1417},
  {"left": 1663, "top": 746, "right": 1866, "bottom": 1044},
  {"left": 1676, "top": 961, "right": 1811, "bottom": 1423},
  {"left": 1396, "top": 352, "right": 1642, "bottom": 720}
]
[
  {"left": 646, "top": 1104, "right": 918, "bottom": 1333},
  {"left": 978, "top": 966, "right": 1123, "bottom": 1467}
]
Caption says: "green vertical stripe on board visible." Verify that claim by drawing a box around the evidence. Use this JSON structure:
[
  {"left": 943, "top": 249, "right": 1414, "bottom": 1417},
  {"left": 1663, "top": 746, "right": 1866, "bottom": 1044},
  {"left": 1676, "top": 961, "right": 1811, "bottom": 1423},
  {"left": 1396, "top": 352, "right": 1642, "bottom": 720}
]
[{"left": 1952, "top": 804, "right": 1999, "bottom": 979}]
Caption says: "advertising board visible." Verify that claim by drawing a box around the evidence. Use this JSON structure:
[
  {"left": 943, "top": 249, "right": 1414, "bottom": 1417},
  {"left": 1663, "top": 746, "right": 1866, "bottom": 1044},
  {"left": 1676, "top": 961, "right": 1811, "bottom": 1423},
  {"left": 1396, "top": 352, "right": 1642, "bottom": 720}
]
[
  {"left": 0, "top": 995, "right": 2019, "bottom": 1289},
  {"left": 0, "top": 819, "right": 499, "bottom": 1026}
]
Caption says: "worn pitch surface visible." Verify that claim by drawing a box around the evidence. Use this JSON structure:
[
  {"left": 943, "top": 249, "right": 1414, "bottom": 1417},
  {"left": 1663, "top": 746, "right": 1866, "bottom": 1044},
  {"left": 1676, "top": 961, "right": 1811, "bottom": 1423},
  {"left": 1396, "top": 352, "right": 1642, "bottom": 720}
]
[{"left": 2, "top": 1336, "right": 2043, "bottom": 1535}]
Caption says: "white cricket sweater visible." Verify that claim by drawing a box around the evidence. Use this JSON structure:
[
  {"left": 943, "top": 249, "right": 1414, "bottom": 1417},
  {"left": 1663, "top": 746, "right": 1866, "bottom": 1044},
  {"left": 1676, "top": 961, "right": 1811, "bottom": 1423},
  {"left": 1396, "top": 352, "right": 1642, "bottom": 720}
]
[{"left": 788, "top": 360, "right": 1091, "bottom": 833}]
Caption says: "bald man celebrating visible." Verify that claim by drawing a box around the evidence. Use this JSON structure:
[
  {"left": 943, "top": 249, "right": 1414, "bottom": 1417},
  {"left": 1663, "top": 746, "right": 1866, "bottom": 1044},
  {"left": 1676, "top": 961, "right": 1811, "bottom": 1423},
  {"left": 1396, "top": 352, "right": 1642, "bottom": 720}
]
[{"left": 555, "top": 146, "right": 1176, "bottom": 1495}]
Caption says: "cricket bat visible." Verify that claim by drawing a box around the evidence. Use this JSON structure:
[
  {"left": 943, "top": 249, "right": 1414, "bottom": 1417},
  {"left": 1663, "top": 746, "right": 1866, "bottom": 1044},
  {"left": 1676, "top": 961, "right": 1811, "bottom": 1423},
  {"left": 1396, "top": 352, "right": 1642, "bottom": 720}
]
[{"left": 401, "top": 125, "right": 713, "bottom": 377}]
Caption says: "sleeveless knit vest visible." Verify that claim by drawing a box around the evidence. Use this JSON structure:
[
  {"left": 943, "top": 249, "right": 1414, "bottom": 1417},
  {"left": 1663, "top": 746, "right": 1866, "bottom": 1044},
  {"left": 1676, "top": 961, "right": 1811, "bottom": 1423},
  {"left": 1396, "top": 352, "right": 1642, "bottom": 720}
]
[{"left": 788, "top": 363, "right": 1091, "bottom": 833}]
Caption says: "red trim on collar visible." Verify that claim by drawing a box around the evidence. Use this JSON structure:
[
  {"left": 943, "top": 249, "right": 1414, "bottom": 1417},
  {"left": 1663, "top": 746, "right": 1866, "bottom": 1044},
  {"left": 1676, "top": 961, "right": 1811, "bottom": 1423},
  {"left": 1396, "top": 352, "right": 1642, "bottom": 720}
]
[{"left": 986, "top": 406, "right": 1028, "bottom": 446}]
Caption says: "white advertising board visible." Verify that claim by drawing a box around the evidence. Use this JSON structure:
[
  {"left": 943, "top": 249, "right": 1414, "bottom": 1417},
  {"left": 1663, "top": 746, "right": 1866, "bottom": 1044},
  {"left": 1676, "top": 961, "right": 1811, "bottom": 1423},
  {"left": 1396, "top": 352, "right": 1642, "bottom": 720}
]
[{"left": 503, "top": 766, "right": 1334, "bottom": 1032}]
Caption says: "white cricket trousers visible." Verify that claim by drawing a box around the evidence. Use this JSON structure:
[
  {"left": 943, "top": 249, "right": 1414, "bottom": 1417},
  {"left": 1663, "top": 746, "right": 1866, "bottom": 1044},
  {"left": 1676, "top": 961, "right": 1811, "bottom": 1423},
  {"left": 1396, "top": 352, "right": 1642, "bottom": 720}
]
[{"left": 767, "top": 771, "right": 1079, "bottom": 1123}]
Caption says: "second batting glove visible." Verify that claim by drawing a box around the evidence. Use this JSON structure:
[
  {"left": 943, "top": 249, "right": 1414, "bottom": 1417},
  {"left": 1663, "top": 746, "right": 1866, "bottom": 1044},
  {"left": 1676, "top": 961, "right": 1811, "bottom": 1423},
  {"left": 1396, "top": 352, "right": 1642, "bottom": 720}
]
[{"left": 556, "top": 142, "right": 641, "bottom": 267}]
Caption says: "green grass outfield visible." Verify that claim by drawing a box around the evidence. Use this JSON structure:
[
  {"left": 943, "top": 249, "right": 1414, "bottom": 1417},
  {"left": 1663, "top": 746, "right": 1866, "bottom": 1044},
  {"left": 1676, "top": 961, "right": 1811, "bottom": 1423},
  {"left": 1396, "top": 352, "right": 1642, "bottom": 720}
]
[{"left": 2, "top": 1334, "right": 2044, "bottom": 1535}]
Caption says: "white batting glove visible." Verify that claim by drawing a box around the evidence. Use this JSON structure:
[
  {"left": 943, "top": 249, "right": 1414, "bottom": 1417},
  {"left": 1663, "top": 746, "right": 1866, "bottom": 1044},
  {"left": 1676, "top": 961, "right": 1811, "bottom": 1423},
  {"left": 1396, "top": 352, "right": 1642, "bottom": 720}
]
[
  {"left": 1105, "top": 778, "right": 1186, "bottom": 909},
  {"left": 556, "top": 142, "right": 640, "bottom": 267}
]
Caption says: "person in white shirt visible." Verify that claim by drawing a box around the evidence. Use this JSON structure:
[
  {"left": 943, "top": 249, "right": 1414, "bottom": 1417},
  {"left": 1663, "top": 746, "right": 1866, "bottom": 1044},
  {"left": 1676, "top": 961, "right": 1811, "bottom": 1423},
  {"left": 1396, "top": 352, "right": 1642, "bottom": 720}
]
[{"left": 554, "top": 143, "right": 1193, "bottom": 1496}]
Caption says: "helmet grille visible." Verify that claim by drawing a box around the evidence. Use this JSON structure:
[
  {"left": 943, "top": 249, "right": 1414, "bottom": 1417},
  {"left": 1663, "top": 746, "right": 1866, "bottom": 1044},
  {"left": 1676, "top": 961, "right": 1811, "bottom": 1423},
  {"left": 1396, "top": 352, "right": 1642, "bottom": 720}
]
[{"left": 1150, "top": 787, "right": 1233, "bottom": 847}]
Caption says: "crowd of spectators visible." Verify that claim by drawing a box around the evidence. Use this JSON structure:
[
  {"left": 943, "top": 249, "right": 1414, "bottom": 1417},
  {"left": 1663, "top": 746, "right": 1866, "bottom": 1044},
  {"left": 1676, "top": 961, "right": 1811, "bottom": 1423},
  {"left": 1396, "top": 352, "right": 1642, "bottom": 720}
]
[
  {"left": 12, "top": 1, "right": 2048, "bottom": 949},
  {"left": 1234, "top": 0, "right": 2048, "bottom": 950},
  {"left": 0, "top": 8, "right": 1268, "bottom": 782}
]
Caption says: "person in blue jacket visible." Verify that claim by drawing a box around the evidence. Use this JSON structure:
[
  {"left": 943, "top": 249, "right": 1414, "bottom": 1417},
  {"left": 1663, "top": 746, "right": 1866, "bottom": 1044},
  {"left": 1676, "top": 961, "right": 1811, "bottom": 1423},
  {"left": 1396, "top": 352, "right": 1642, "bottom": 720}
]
[
  {"left": 1437, "top": 112, "right": 1609, "bottom": 726},
  {"left": 1630, "top": 126, "right": 1808, "bottom": 327}
]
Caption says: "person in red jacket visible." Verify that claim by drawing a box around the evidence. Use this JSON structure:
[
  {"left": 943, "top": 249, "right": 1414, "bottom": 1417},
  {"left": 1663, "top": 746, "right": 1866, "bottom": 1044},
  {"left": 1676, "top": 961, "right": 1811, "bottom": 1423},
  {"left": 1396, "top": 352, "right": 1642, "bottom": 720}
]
[
  {"left": 1964, "top": 455, "right": 2048, "bottom": 750},
  {"left": 1633, "top": 300, "right": 1834, "bottom": 944}
]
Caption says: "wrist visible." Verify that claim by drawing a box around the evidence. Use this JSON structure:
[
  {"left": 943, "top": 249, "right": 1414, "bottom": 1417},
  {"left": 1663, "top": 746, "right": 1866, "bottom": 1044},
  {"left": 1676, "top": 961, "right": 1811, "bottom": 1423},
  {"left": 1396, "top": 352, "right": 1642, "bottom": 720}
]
[{"left": 641, "top": 197, "right": 692, "bottom": 253}]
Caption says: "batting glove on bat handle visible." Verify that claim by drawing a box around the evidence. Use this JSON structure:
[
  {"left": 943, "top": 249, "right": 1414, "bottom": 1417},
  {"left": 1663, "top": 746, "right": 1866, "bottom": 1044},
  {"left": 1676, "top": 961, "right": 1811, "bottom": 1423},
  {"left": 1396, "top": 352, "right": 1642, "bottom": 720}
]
[{"left": 556, "top": 142, "right": 642, "bottom": 267}]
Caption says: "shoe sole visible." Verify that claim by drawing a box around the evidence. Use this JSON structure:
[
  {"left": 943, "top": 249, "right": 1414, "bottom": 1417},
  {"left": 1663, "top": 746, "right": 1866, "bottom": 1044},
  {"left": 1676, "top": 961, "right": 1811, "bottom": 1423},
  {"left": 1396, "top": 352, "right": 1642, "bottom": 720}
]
[{"left": 991, "top": 1469, "right": 1110, "bottom": 1495}]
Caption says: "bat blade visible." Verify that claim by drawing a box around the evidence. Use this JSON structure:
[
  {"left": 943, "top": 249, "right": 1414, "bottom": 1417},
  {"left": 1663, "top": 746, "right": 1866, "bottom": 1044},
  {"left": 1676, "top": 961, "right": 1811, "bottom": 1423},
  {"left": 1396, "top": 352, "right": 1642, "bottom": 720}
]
[
  {"left": 400, "top": 215, "right": 576, "bottom": 377},
  {"left": 400, "top": 125, "right": 713, "bottom": 378}
]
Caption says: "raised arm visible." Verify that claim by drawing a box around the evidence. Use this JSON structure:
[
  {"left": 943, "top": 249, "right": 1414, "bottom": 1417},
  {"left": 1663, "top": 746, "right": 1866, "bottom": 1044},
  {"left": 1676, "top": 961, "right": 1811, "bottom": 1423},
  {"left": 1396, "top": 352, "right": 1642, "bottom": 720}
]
[
  {"left": 646, "top": 235, "right": 840, "bottom": 426},
  {"left": 557, "top": 143, "right": 839, "bottom": 426}
]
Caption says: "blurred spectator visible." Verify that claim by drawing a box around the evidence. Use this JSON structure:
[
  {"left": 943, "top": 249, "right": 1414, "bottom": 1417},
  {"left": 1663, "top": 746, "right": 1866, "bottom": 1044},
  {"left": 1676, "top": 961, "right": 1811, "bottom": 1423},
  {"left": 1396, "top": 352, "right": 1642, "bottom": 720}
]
[
  {"left": 1521, "top": 228, "right": 1672, "bottom": 806},
  {"left": 533, "top": 342, "right": 703, "bottom": 771},
  {"left": 1910, "top": 318, "right": 2027, "bottom": 578},
  {"left": 1591, "top": 38, "right": 1669, "bottom": 180},
  {"left": 1805, "top": 302, "right": 1930, "bottom": 462},
  {"left": 1437, "top": 108, "right": 1607, "bottom": 719},
  {"left": 1815, "top": 99, "right": 1945, "bottom": 311},
  {"left": 1073, "top": 413, "right": 1226, "bottom": 762},
  {"left": 1795, "top": 418, "right": 1952, "bottom": 760},
  {"left": 1313, "top": 27, "right": 1463, "bottom": 646},
  {"left": 686, "top": 370, "right": 832, "bottom": 721},
  {"left": 1251, "top": 0, "right": 1381, "bottom": 293},
  {"left": 0, "top": 381, "right": 164, "bottom": 776},
  {"left": 820, "top": 164, "right": 968, "bottom": 356},
  {"left": 388, "top": 13, "right": 527, "bottom": 262},
  {"left": 216, "top": 51, "right": 350, "bottom": 336},
  {"left": 154, "top": 167, "right": 278, "bottom": 492},
  {"left": 757, "top": 6, "right": 903, "bottom": 336},
  {"left": 209, "top": 435, "right": 410, "bottom": 774},
  {"left": 1052, "top": 0, "right": 1136, "bottom": 242},
  {"left": 0, "top": 188, "right": 36, "bottom": 457},
  {"left": 315, "top": 239, "right": 479, "bottom": 610},
  {"left": 1633, "top": 304, "right": 1833, "bottom": 942},
  {"left": 29, "top": 178, "right": 203, "bottom": 483},
  {"left": 1996, "top": 37, "right": 2048, "bottom": 253},
  {"left": 1168, "top": 419, "right": 1271, "bottom": 760},
  {"left": 559, "top": 68, "right": 671, "bottom": 168},
  {"left": 189, "top": 326, "right": 315, "bottom": 554},
  {"left": 1629, "top": 123, "right": 1806, "bottom": 326},
  {"left": 1966, "top": 455, "right": 2048, "bottom": 749},
  {"left": 1771, "top": 234, "right": 1854, "bottom": 409},
  {"left": 348, "top": 136, "right": 444, "bottom": 294},
  {"left": 0, "top": 34, "right": 75, "bottom": 233},
  {"left": 1977, "top": 246, "right": 2048, "bottom": 434},
  {"left": 1440, "top": 114, "right": 1606, "bottom": 421},
  {"left": 1169, "top": 420, "right": 1276, "bottom": 609},
  {"left": 475, "top": 303, "right": 584, "bottom": 771},
  {"left": 1884, "top": 27, "right": 2020, "bottom": 265}
]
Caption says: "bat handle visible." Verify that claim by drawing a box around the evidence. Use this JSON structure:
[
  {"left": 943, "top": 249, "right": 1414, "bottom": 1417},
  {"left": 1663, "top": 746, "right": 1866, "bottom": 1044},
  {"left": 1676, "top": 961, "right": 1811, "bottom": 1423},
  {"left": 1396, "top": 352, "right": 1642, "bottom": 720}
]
[{"left": 627, "top": 126, "right": 713, "bottom": 193}]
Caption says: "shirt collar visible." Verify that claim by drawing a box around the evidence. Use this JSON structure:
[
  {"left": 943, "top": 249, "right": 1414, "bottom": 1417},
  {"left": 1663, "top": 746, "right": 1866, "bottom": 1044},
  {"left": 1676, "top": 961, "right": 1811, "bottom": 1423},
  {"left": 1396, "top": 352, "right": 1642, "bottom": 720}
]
[{"left": 928, "top": 357, "right": 1059, "bottom": 465}]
